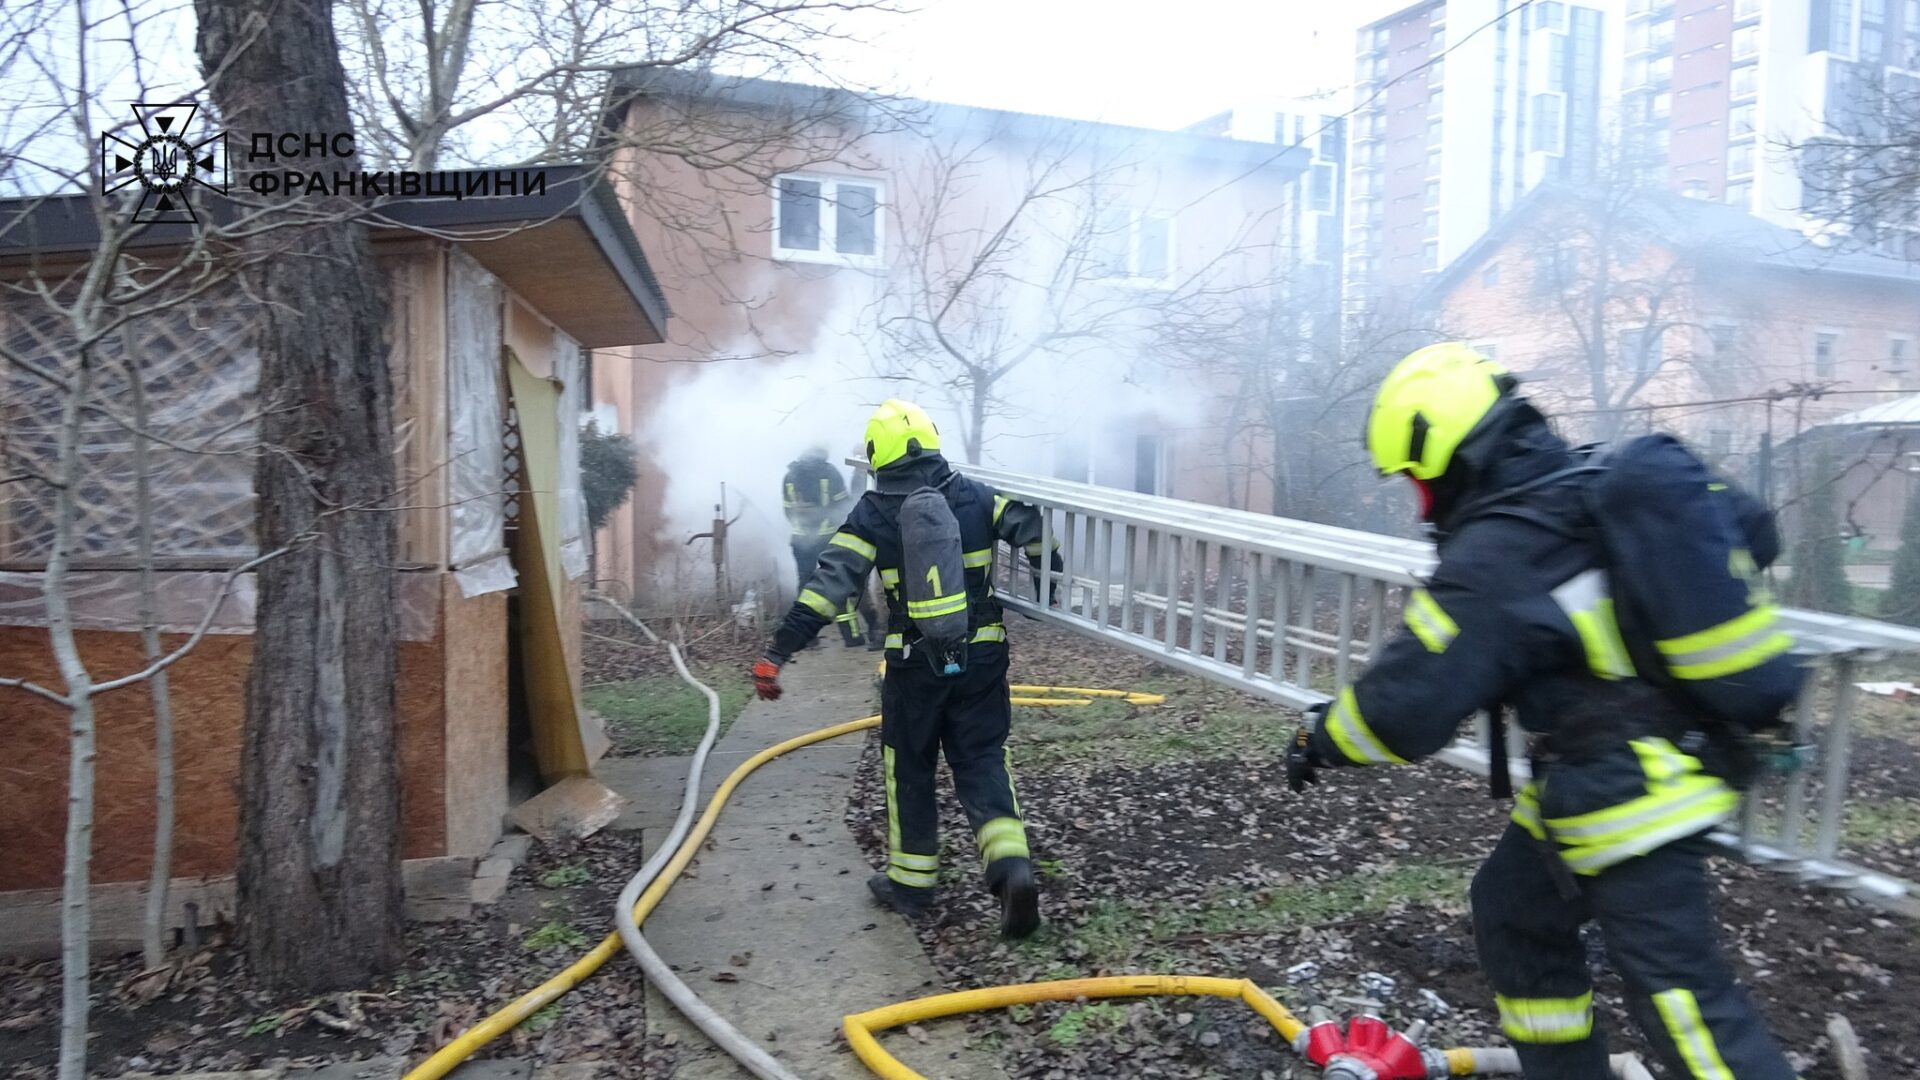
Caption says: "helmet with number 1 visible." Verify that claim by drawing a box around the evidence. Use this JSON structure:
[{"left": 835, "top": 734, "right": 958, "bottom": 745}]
[
  {"left": 864, "top": 399, "right": 943, "bottom": 470},
  {"left": 1366, "top": 343, "right": 1511, "bottom": 481}
]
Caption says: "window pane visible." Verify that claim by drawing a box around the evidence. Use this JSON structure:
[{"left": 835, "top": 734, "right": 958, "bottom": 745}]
[
  {"left": 1096, "top": 207, "right": 1131, "bottom": 275},
  {"left": 1728, "top": 139, "right": 1755, "bottom": 176},
  {"left": 1531, "top": 95, "right": 1564, "bottom": 152},
  {"left": 835, "top": 183, "right": 877, "bottom": 256},
  {"left": 778, "top": 178, "right": 822, "bottom": 251},
  {"left": 1136, "top": 213, "right": 1171, "bottom": 280},
  {"left": 1312, "top": 163, "right": 1335, "bottom": 211}
]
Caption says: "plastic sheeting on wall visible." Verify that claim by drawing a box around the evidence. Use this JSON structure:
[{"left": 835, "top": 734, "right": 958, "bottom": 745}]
[
  {"left": 1, "top": 293, "right": 259, "bottom": 566},
  {"left": 0, "top": 569, "right": 441, "bottom": 641},
  {"left": 447, "top": 250, "right": 517, "bottom": 599},
  {"left": 555, "top": 338, "right": 590, "bottom": 583}
]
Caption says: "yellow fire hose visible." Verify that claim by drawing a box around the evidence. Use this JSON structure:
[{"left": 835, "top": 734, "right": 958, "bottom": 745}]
[
  {"left": 404, "top": 677, "right": 1634, "bottom": 1080},
  {"left": 1008, "top": 684, "right": 1166, "bottom": 707},
  {"left": 844, "top": 975, "right": 1306, "bottom": 1078}
]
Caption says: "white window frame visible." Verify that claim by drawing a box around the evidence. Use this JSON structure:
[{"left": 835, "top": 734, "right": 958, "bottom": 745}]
[
  {"left": 1888, "top": 333, "right": 1914, "bottom": 374},
  {"left": 1099, "top": 208, "right": 1178, "bottom": 288},
  {"left": 1707, "top": 320, "right": 1740, "bottom": 355},
  {"left": 1469, "top": 340, "right": 1500, "bottom": 361},
  {"left": 1621, "top": 326, "right": 1668, "bottom": 372},
  {"left": 771, "top": 173, "right": 885, "bottom": 267},
  {"left": 1814, "top": 329, "right": 1842, "bottom": 377}
]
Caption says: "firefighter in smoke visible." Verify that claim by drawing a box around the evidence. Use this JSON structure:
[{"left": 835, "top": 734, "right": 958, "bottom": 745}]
[
  {"left": 782, "top": 444, "right": 877, "bottom": 648},
  {"left": 1288, "top": 344, "right": 1803, "bottom": 1079},
  {"left": 752, "top": 400, "right": 1050, "bottom": 939}
]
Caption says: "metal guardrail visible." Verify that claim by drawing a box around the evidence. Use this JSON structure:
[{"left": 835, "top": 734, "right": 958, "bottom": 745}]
[{"left": 962, "top": 463, "right": 1920, "bottom": 916}]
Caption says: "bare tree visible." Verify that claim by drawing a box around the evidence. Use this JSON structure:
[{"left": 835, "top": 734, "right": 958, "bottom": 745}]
[
  {"left": 1158, "top": 274, "right": 1433, "bottom": 528},
  {"left": 335, "top": 0, "right": 901, "bottom": 170},
  {"left": 872, "top": 129, "right": 1185, "bottom": 463},
  {"left": 0, "top": 3, "right": 309, "bottom": 1072},
  {"left": 1793, "top": 67, "right": 1920, "bottom": 249},
  {"left": 1517, "top": 181, "right": 1713, "bottom": 443},
  {"left": 122, "top": 331, "right": 180, "bottom": 973}
]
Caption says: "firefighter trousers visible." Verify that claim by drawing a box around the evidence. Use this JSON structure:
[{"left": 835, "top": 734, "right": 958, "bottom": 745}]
[
  {"left": 878, "top": 640, "right": 1028, "bottom": 890},
  {"left": 1471, "top": 823, "right": 1796, "bottom": 1080}
]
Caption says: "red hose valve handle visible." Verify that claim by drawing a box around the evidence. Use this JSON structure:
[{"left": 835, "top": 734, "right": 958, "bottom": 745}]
[
  {"left": 1297, "top": 1016, "right": 1347, "bottom": 1066},
  {"left": 1298, "top": 1015, "right": 1431, "bottom": 1080}
]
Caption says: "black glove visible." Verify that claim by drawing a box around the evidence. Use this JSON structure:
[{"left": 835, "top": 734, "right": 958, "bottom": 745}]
[{"left": 1287, "top": 723, "right": 1322, "bottom": 794}]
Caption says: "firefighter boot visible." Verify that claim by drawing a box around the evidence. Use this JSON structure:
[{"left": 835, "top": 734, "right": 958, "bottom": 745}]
[
  {"left": 867, "top": 874, "right": 933, "bottom": 918},
  {"left": 986, "top": 856, "right": 1041, "bottom": 940}
]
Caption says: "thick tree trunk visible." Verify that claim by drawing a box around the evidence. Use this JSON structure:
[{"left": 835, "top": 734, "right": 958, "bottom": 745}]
[{"left": 196, "top": 0, "right": 403, "bottom": 990}]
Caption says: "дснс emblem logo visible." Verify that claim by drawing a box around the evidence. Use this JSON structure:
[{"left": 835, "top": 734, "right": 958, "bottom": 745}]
[{"left": 100, "top": 104, "right": 227, "bottom": 224}]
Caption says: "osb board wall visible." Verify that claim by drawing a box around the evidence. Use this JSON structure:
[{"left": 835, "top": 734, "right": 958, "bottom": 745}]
[
  {"left": 0, "top": 619, "right": 450, "bottom": 892},
  {"left": 440, "top": 576, "right": 507, "bottom": 856},
  {"left": 389, "top": 250, "right": 450, "bottom": 568}
]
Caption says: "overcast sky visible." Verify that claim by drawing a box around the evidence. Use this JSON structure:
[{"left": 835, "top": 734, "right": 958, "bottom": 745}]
[
  {"left": 831, "top": 0, "right": 1412, "bottom": 129},
  {"left": 0, "top": 0, "right": 1410, "bottom": 193}
]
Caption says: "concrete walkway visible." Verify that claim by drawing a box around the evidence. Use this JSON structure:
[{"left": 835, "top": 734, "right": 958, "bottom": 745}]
[{"left": 595, "top": 643, "right": 1005, "bottom": 1080}]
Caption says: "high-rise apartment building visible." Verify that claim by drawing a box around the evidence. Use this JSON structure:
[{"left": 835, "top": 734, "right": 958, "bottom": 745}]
[
  {"left": 1346, "top": 0, "right": 1611, "bottom": 301},
  {"left": 1627, "top": 0, "right": 1920, "bottom": 227}
]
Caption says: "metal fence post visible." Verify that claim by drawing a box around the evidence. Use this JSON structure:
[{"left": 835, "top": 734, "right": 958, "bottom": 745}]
[{"left": 1814, "top": 657, "right": 1861, "bottom": 860}]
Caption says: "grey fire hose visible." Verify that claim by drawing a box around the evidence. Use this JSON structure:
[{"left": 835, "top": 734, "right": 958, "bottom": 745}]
[{"left": 594, "top": 596, "right": 805, "bottom": 1080}]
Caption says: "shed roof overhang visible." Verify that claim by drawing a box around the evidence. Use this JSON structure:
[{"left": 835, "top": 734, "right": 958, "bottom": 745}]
[{"left": 0, "top": 164, "right": 667, "bottom": 349}]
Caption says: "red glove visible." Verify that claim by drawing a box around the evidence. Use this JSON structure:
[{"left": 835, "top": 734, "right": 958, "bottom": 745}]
[{"left": 752, "top": 657, "right": 783, "bottom": 700}]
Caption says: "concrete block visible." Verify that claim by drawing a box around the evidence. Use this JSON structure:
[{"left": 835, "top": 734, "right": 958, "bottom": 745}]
[
  {"left": 287, "top": 1058, "right": 402, "bottom": 1080},
  {"left": 529, "top": 1064, "right": 602, "bottom": 1080},
  {"left": 121, "top": 1060, "right": 280, "bottom": 1068},
  {"left": 476, "top": 857, "right": 515, "bottom": 881},
  {"left": 490, "top": 833, "right": 533, "bottom": 864},
  {"left": 444, "top": 1060, "right": 531, "bottom": 1080},
  {"left": 470, "top": 873, "right": 511, "bottom": 906}
]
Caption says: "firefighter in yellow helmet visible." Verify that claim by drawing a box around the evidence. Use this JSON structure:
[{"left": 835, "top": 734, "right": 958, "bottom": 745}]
[
  {"left": 1288, "top": 344, "right": 1801, "bottom": 1079},
  {"left": 752, "top": 400, "right": 1058, "bottom": 938}
]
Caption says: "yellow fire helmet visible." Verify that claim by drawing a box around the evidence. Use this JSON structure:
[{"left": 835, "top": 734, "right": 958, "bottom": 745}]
[
  {"left": 864, "top": 398, "right": 942, "bottom": 470},
  {"left": 1366, "top": 343, "right": 1510, "bottom": 480}
]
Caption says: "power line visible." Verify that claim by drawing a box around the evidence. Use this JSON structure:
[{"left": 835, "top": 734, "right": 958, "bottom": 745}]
[{"left": 1554, "top": 385, "right": 1920, "bottom": 419}]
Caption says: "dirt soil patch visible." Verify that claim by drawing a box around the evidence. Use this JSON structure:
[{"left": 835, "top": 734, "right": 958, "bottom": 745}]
[
  {"left": 842, "top": 621, "right": 1920, "bottom": 1080},
  {"left": 0, "top": 833, "right": 675, "bottom": 1080}
]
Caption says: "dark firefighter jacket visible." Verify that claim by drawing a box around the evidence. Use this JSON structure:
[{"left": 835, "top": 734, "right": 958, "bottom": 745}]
[
  {"left": 784, "top": 455, "right": 851, "bottom": 538},
  {"left": 1307, "top": 412, "right": 1800, "bottom": 876},
  {"left": 771, "top": 455, "right": 1052, "bottom": 662}
]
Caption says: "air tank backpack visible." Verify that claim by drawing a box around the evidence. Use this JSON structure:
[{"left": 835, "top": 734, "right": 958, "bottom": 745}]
[
  {"left": 898, "top": 486, "right": 970, "bottom": 676},
  {"left": 1581, "top": 434, "right": 1807, "bottom": 786}
]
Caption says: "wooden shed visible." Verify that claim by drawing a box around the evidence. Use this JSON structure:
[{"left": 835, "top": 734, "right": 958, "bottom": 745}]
[{"left": 0, "top": 167, "right": 667, "bottom": 952}]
